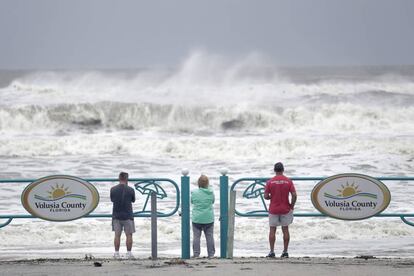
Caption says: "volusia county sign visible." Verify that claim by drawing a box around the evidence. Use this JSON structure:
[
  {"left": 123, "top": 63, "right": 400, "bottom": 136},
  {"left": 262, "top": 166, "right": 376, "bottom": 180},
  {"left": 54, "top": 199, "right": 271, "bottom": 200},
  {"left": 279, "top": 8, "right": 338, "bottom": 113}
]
[
  {"left": 311, "top": 173, "right": 391, "bottom": 220},
  {"left": 21, "top": 175, "right": 100, "bottom": 221}
]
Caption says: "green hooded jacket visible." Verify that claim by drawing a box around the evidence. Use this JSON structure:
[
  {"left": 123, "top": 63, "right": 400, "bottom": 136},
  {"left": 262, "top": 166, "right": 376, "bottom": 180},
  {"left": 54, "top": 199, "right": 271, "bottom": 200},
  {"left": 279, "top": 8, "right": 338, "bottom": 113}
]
[{"left": 191, "top": 187, "right": 215, "bottom": 224}]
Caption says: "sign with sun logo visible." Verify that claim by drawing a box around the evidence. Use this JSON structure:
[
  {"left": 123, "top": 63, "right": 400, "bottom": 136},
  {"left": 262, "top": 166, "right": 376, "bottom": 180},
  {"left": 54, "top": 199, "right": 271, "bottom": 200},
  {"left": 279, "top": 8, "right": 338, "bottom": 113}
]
[
  {"left": 48, "top": 184, "right": 71, "bottom": 199},
  {"left": 22, "top": 175, "right": 99, "bottom": 221},
  {"left": 336, "top": 183, "right": 362, "bottom": 197},
  {"left": 311, "top": 173, "right": 391, "bottom": 220},
  {"left": 34, "top": 184, "right": 87, "bottom": 201}
]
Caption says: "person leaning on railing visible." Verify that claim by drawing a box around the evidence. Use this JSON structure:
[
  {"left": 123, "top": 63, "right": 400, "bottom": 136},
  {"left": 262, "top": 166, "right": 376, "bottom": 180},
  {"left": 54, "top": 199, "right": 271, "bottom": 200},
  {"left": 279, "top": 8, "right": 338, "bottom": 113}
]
[{"left": 191, "top": 175, "right": 215, "bottom": 258}]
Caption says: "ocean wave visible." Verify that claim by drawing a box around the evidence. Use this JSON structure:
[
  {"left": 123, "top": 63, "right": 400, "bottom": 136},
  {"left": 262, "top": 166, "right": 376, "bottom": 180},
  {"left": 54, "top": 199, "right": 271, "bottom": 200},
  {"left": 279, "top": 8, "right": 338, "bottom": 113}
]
[
  {"left": 0, "top": 101, "right": 412, "bottom": 134},
  {"left": 0, "top": 131, "right": 412, "bottom": 161}
]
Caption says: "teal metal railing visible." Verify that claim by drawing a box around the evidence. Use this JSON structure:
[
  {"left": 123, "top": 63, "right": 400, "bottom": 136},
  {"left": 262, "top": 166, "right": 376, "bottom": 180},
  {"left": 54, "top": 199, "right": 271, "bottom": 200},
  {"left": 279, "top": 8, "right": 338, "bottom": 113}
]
[
  {"left": 0, "top": 173, "right": 192, "bottom": 259},
  {"left": 0, "top": 177, "right": 180, "bottom": 227},
  {"left": 229, "top": 176, "right": 414, "bottom": 227},
  {"left": 220, "top": 171, "right": 229, "bottom": 260},
  {"left": 221, "top": 175, "right": 414, "bottom": 258},
  {"left": 181, "top": 171, "right": 190, "bottom": 259},
  {"left": 2, "top": 174, "right": 414, "bottom": 259}
]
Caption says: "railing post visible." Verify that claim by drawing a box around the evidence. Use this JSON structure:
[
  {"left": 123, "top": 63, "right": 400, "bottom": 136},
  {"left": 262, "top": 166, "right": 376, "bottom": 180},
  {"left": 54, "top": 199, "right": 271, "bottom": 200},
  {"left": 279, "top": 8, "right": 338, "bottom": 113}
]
[
  {"left": 181, "top": 169, "right": 190, "bottom": 259},
  {"left": 220, "top": 168, "right": 229, "bottom": 258},
  {"left": 150, "top": 192, "right": 157, "bottom": 260},
  {"left": 227, "top": 190, "right": 236, "bottom": 258}
]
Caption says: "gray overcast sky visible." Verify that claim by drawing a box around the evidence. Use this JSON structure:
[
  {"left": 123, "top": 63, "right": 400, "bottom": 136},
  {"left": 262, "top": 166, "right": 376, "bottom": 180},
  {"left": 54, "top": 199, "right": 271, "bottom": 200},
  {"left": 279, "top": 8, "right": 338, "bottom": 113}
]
[{"left": 0, "top": 0, "right": 413, "bottom": 69}]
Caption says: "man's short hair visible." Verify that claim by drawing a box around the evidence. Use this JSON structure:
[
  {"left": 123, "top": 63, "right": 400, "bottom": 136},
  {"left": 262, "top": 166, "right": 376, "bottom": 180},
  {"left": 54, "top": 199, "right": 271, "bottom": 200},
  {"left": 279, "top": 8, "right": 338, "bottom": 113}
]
[
  {"left": 274, "top": 162, "right": 284, "bottom": 173},
  {"left": 119, "top": 172, "right": 129, "bottom": 181}
]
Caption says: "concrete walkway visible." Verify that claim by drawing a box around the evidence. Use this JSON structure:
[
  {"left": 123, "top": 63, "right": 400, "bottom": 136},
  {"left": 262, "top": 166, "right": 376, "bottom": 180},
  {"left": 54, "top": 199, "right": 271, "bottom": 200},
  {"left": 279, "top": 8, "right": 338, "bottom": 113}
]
[{"left": 1, "top": 257, "right": 414, "bottom": 276}]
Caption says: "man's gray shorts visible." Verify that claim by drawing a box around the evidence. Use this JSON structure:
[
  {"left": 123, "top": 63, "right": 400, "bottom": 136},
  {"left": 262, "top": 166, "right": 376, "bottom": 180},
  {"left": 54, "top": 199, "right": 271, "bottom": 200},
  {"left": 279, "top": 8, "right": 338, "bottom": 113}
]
[
  {"left": 112, "top": 219, "right": 136, "bottom": 235},
  {"left": 269, "top": 210, "right": 294, "bottom": 227}
]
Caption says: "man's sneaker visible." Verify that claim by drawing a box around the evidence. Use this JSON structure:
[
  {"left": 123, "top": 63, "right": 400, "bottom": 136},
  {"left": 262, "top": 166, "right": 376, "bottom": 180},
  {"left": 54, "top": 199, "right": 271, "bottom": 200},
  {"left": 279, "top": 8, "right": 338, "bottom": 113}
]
[
  {"left": 126, "top": 252, "right": 135, "bottom": 259},
  {"left": 280, "top": 252, "right": 289, "bottom": 258},
  {"left": 113, "top": 252, "right": 120, "bottom": 259},
  {"left": 266, "top": 252, "right": 275, "bottom": 258}
]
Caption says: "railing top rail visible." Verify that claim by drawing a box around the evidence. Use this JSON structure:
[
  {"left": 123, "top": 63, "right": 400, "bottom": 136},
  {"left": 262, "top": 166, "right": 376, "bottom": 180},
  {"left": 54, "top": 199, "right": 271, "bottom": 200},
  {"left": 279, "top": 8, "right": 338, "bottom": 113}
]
[
  {"left": 1, "top": 176, "right": 414, "bottom": 184},
  {"left": 0, "top": 178, "right": 179, "bottom": 183},
  {"left": 230, "top": 176, "right": 414, "bottom": 190},
  {"left": 233, "top": 176, "right": 414, "bottom": 181}
]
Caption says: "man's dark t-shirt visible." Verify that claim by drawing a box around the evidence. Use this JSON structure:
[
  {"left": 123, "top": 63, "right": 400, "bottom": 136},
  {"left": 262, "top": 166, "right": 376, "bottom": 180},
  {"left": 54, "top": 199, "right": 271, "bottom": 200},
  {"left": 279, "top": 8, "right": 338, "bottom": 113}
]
[{"left": 110, "top": 184, "right": 136, "bottom": 220}]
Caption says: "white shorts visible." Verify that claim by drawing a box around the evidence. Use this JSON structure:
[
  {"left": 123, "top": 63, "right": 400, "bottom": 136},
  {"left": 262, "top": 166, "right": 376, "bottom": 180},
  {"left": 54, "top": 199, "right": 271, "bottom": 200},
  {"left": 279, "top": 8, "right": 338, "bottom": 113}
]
[{"left": 269, "top": 210, "right": 294, "bottom": 227}]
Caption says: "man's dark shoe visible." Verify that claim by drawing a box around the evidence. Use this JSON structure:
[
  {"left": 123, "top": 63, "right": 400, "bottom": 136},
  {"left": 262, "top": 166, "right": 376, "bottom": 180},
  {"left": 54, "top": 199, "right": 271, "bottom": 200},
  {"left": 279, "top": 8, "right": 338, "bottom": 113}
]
[
  {"left": 266, "top": 252, "right": 275, "bottom": 258},
  {"left": 280, "top": 252, "right": 289, "bottom": 258}
]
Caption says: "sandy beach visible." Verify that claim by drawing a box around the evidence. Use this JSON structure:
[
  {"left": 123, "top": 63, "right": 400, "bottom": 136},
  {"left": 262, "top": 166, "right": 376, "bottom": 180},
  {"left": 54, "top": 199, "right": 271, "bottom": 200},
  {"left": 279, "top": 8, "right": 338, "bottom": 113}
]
[{"left": 1, "top": 257, "right": 414, "bottom": 276}]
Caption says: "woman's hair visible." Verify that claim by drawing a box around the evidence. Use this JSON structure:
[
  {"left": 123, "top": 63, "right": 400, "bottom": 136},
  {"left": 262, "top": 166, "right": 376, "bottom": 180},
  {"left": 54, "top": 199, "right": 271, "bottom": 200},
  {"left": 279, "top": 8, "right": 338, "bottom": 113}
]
[{"left": 198, "top": 175, "right": 209, "bottom": 188}]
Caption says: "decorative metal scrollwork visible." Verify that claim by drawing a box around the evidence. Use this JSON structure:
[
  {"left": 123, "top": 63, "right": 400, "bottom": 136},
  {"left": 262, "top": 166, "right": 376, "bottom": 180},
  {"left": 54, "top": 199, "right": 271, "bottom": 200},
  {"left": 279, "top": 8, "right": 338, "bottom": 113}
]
[
  {"left": 133, "top": 179, "right": 179, "bottom": 217},
  {"left": 242, "top": 180, "right": 268, "bottom": 215},
  {"left": 230, "top": 178, "right": 270, "bottom": 217}
]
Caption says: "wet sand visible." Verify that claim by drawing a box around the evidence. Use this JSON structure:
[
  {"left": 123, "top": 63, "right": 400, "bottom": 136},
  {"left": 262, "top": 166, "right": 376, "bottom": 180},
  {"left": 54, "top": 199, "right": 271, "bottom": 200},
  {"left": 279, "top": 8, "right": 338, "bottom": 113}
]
[{"left": 1, "top": 257, "right": 414, "bottom": 276}]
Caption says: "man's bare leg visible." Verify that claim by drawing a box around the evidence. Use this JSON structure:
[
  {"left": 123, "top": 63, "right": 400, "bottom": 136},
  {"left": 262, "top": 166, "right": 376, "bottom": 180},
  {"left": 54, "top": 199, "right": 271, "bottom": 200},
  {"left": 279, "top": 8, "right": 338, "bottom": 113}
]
[
  {"left": 282, "top": 226, "right": 290, "bottom": 253},
  {"left": 126, "top": 234, "right": 133, "bottom": 251},
  {"left": 269, "top": 226, "right": 277, "bottom": 253}
]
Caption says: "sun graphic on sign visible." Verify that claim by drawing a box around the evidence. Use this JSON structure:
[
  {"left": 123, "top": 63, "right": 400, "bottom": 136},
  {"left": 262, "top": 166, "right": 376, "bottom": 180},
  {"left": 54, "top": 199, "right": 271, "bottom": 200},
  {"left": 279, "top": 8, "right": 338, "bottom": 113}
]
[
  {"left": 337, "top": 182, "right": 361, "bottom": 197},
  {"left": 48, "top": 184, "right": 70, "bottom": 199}
]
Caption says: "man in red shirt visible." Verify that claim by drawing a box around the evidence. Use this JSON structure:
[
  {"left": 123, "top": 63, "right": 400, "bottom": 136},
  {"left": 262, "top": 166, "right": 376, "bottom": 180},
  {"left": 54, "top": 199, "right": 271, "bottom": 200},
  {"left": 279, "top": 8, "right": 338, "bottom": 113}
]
[{"left": 264, "top": 162, "right": 297, "bottom": 258}]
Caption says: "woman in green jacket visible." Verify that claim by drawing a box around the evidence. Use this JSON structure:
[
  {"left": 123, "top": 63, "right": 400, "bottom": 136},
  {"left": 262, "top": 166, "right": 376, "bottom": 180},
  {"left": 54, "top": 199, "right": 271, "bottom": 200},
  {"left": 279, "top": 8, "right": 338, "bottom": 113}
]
[{"left": 191, "top": 175, "right": 215, "bottom": 258}]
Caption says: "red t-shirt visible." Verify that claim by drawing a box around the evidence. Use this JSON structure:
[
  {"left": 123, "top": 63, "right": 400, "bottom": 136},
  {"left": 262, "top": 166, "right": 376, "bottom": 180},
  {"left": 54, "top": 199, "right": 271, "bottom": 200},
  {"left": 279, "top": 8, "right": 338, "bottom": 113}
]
[{"left": 265, "top": 175, "right": 296, "bottom": 215}]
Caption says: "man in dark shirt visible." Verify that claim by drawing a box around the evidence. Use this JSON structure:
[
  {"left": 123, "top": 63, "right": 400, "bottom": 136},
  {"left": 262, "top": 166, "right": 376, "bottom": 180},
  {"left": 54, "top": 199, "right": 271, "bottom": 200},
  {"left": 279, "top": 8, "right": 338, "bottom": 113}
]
[{"left": 110, "top": 172, "right": 136, "bottom": 259}]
